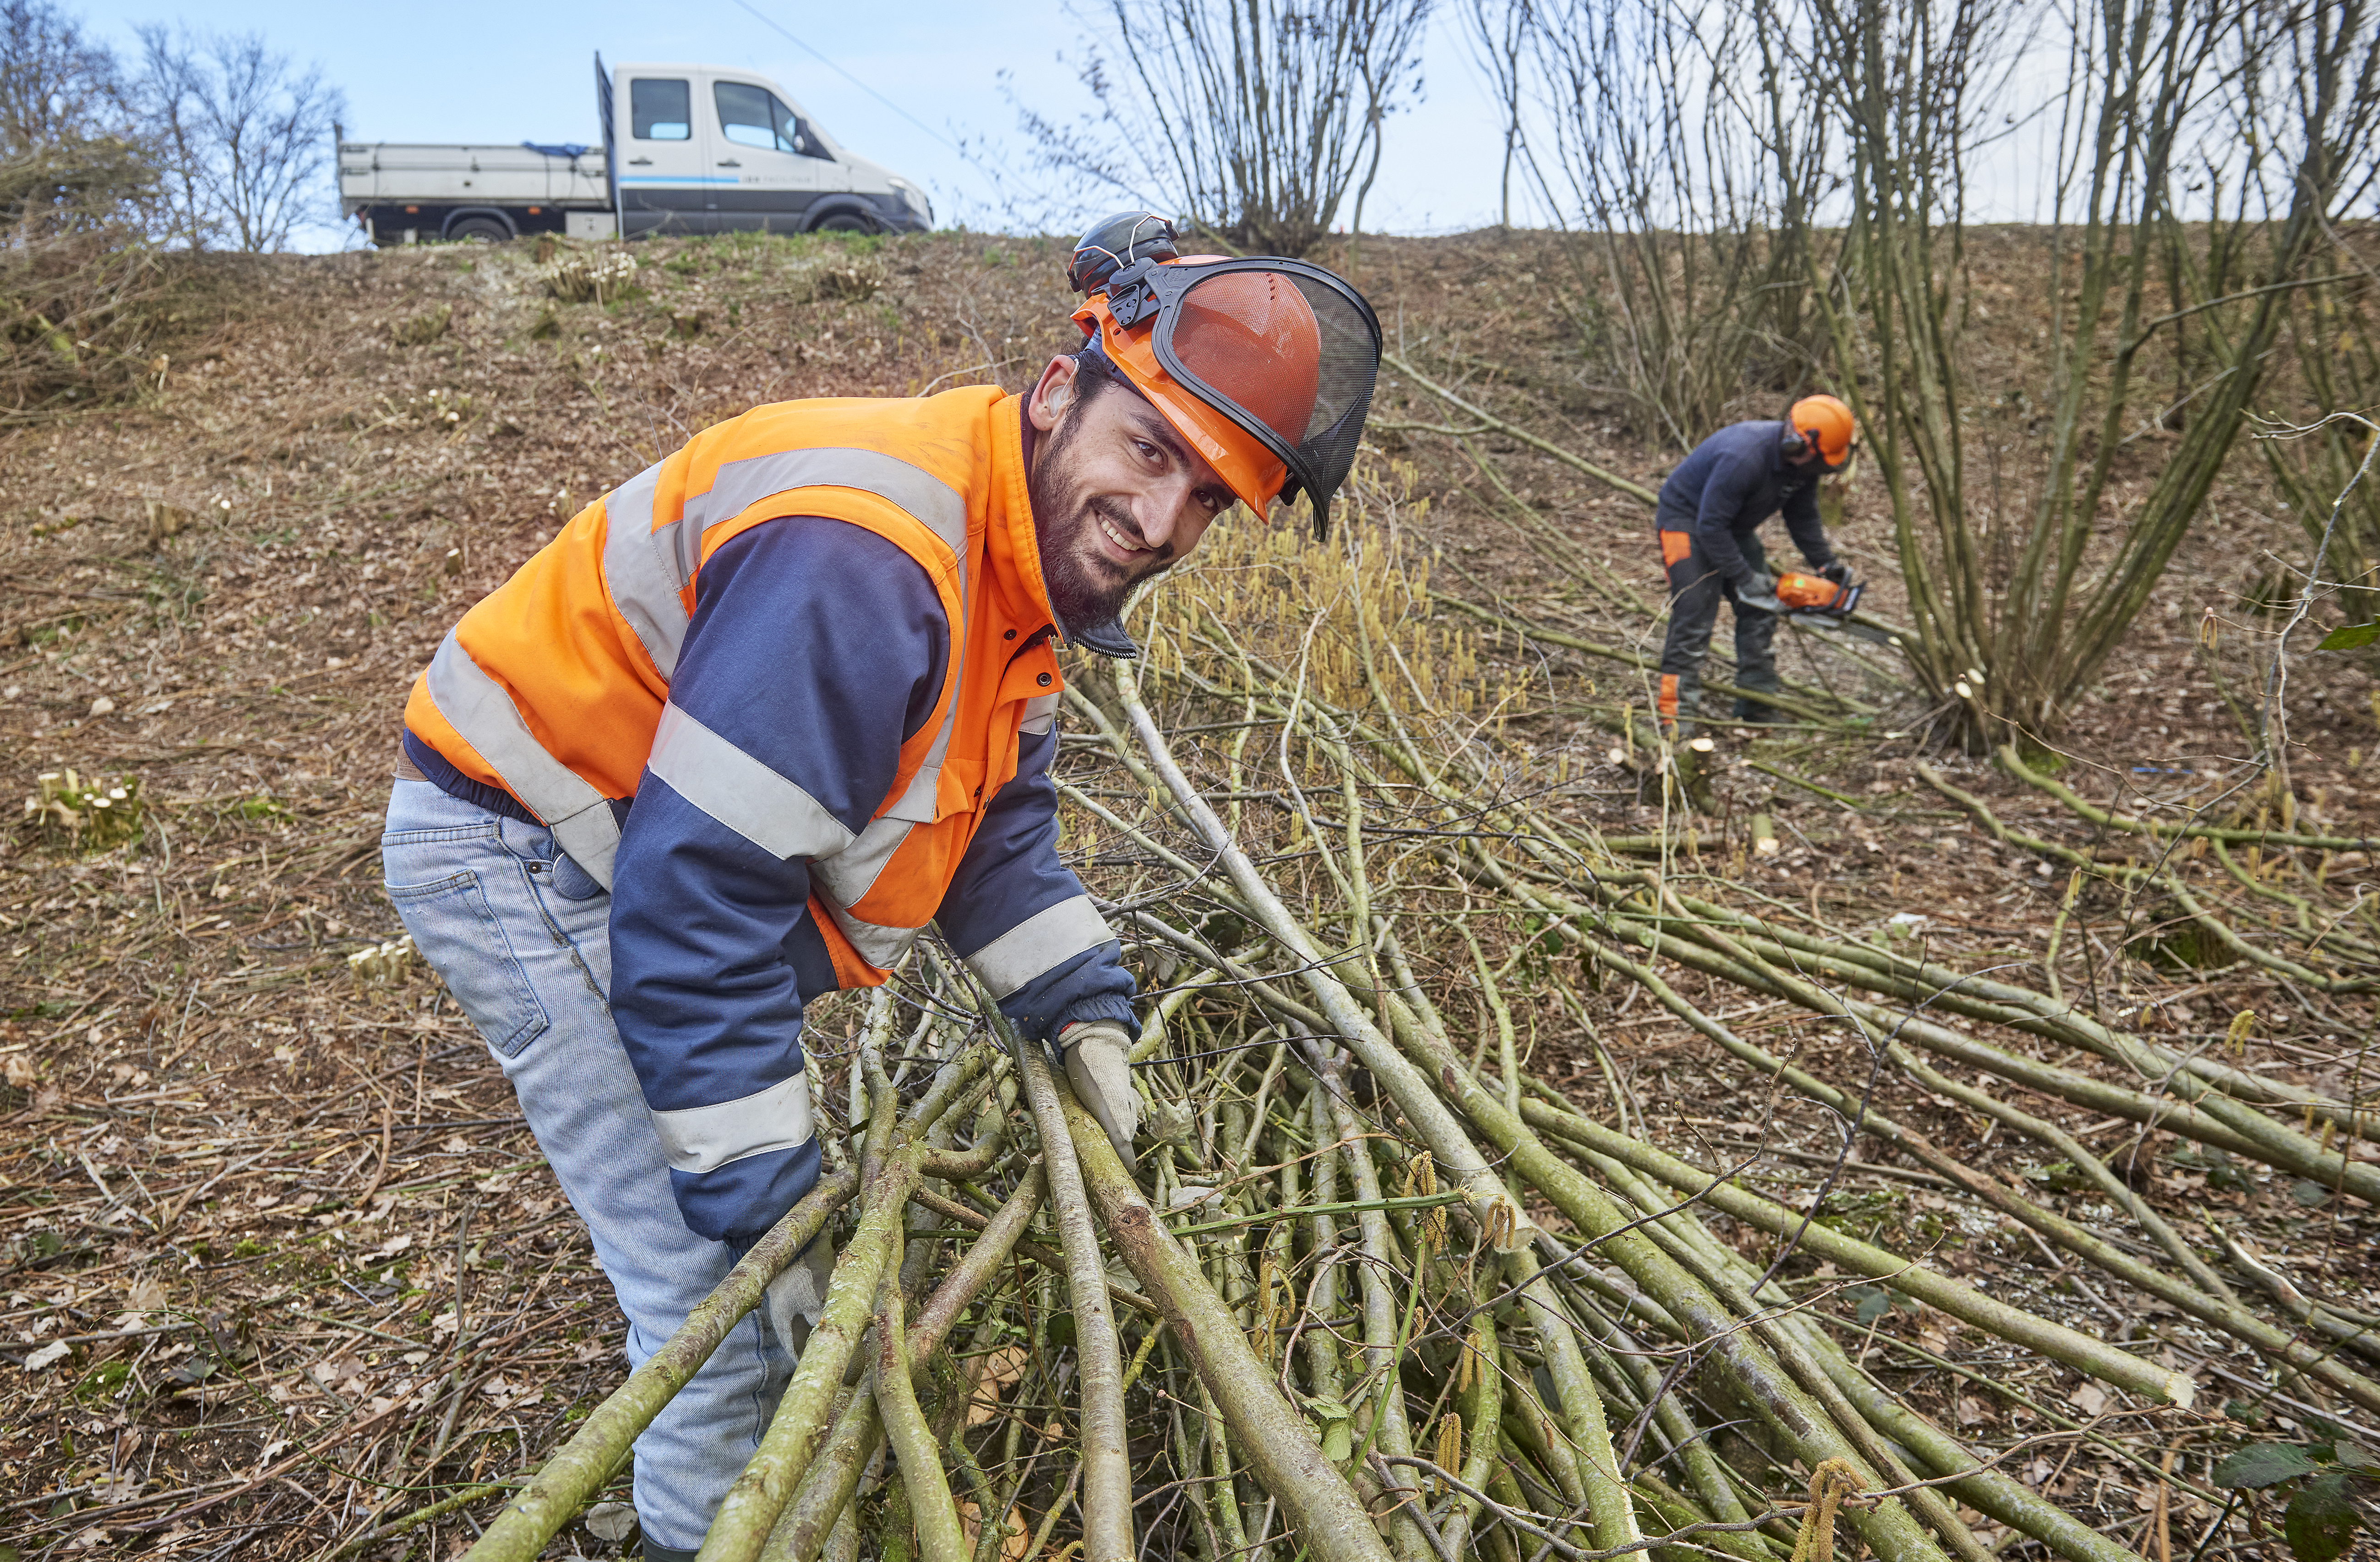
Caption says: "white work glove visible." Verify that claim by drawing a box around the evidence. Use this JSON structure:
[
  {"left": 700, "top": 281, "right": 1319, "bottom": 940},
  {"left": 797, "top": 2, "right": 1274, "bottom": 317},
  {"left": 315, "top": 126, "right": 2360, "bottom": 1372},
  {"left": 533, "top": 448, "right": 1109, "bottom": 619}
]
[
  {"left": 1061, "top": 1020, "right": 1142, "bottom": 1166},
  {"left": 762, "top": 1232, "right": 835, "bottom": 1358},
  {"left": 1737, "top": 577, "right": 1786, "bottom": 616}
]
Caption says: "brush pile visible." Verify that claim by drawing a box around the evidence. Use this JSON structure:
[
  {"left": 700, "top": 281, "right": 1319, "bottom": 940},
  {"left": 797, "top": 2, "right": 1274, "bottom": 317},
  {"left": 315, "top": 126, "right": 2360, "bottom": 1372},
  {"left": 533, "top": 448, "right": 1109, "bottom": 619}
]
[{"left": 446, "top": 454, "right": 2379, "bottom": 1562}]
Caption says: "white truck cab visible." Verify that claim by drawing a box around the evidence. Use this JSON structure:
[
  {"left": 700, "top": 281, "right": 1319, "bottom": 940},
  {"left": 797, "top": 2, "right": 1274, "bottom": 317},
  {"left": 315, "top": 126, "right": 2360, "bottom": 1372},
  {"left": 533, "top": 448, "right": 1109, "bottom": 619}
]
[{"left": 339, "top": 55, "right": 932, "bottom": 245}]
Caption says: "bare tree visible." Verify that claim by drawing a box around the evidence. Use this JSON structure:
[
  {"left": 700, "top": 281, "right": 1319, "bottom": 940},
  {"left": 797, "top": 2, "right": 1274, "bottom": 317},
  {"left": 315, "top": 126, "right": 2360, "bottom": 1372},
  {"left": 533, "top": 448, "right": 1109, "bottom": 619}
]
[
  {"left": 132, "top": 25, "right": 204, "bottom": 251},
  {"left": 0, "top": 0, "right": 126, "bottom": 157},
  {"left": 1461, "top": 0, "right": 1529, "bottom": 229},
  {"left": 1018, "top": 0, "right": 1431, "bottom": 255},
  {"left": 133, "top": 25, "right": 342, "bottom": 253},
  {"left": 1515, "top": 0, "right": 1824, "bottom": 447},
  {"left": 1770, "top": 0, "right": 2380, "bottom": 747}
]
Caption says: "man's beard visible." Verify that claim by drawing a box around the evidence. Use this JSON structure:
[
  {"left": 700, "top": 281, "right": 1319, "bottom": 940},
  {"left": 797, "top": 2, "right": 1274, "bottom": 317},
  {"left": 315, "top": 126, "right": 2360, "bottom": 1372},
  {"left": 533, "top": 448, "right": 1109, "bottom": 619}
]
[{"left": 1029, "top": 410, "right": 1175, "bottom": 639}]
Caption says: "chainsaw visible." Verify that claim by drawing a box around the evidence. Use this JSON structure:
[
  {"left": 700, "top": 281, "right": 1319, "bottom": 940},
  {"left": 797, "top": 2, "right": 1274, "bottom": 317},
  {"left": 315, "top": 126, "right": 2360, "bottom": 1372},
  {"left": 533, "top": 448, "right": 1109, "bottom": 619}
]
[{"left": 1772, "top": 571, "right": 1904, "bottom": 649}]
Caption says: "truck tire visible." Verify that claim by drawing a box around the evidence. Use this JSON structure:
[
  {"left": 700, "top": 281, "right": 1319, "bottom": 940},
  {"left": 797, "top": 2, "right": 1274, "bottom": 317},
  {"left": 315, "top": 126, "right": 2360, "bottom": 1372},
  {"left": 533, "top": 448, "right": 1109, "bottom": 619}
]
[
  {"left": 813, "top": 211, "right": 874, "bottom": 235},
  {"left": 449, "top": 216, "right": 513, "bottom": 244}
]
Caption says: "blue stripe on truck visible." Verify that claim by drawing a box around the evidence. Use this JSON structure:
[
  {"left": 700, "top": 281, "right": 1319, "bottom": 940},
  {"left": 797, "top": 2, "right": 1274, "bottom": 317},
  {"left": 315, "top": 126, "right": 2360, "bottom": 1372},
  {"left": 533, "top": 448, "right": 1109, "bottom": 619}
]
[{"left": 617, "top": 175, "right": 746, "bottom": 186}]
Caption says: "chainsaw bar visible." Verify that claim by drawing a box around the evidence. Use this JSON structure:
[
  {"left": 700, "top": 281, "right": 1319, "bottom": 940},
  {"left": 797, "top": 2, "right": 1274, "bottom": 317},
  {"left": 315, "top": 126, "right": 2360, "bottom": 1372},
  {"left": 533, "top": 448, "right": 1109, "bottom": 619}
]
[{"left": 1782, "top": 609, "right": 1903, "bottom": 648}]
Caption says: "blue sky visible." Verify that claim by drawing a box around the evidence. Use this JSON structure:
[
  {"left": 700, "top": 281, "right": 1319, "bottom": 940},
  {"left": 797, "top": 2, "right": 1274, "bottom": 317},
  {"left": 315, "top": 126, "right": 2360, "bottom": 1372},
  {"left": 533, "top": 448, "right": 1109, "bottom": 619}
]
[{"left": 83, "top": 0, "right": 1519, "bottom": 246}]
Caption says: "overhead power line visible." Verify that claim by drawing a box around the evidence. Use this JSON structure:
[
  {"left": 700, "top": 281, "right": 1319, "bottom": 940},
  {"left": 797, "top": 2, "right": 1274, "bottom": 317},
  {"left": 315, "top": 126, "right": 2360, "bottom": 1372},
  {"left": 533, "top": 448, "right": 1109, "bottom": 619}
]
[{"left": 727, "top": 0, "right": 966, "bottom": 158}]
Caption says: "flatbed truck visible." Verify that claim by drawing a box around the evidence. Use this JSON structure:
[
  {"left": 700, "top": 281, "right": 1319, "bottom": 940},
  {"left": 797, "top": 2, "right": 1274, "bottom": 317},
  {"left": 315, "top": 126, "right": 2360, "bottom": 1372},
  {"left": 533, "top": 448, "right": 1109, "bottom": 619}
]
[{"left": 338, "top": 54, "right": 932, "bottom": 244}]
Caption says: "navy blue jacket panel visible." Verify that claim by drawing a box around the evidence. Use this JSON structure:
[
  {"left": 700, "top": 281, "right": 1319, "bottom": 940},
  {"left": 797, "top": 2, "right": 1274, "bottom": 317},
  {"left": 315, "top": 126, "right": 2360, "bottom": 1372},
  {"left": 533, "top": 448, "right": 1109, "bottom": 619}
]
[
  {"left": 1654, "top": 420, "right": 1836, "bottom": 592},
  {"left": 592, "top": 517, "right": 1131, "bottom": 1242}
]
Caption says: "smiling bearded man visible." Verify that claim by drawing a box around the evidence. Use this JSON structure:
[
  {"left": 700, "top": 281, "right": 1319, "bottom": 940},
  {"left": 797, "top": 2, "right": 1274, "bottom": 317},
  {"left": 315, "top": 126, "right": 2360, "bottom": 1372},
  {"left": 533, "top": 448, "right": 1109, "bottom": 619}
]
[
  {"left": 376, "top": 212, "right": 1378, "bottom": 1562},
  {"left": 1024, "top": 353, "right": 1208, "bottom": 645}
]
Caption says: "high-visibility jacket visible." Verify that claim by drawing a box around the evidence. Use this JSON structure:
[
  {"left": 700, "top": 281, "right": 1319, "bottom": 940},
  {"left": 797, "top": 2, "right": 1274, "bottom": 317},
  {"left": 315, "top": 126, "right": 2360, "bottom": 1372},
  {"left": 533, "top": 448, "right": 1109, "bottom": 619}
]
[{"left": 401, "top": 387, "right": 1133, "bottom": 1241}]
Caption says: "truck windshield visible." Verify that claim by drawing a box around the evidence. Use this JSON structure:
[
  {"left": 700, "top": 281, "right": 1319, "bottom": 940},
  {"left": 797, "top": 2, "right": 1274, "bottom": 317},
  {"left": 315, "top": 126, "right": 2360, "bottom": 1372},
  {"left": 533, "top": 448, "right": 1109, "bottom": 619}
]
[
  {"left": 715, "top": 82, "right": 831, "bottom": 160},
  {"left": 631, "top": 79, "right": 691, "bottom": 140}
]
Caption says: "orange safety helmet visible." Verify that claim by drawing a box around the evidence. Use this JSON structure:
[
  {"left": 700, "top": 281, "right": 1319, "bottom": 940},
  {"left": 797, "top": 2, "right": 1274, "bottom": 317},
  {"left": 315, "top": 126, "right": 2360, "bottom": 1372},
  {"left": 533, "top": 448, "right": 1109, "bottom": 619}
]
[
  {"left": 1066, "top": 212, "right": 1380, "bottom": 537},
  {"left": 1784, "top": 393, "right": 1857, "bottom": 470}
]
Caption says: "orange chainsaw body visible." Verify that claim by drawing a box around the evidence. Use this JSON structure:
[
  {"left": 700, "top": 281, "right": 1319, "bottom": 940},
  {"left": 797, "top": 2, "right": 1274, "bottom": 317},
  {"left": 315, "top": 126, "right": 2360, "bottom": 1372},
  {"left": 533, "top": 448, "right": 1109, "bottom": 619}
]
[{"left": 1775, "top": 571, "right": 1863, "bottom": 615}]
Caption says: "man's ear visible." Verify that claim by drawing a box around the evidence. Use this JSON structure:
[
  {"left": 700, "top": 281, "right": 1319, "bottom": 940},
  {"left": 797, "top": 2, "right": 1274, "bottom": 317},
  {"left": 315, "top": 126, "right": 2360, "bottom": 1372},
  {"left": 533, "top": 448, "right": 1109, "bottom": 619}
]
[{"left": 1029, "top": 355, "right": 1080, "bottom": 435}]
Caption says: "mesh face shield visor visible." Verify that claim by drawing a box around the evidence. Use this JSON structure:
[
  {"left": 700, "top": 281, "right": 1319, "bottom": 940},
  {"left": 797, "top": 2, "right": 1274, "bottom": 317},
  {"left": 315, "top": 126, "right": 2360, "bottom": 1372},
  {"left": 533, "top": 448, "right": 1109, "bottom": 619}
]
[{"left": 1074, "top": 253, "right": 1382, "bottom": 538}]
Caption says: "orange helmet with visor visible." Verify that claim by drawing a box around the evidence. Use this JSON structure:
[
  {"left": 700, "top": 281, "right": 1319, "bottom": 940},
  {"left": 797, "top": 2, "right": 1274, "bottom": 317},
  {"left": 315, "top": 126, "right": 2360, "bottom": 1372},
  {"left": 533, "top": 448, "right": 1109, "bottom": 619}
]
[
  {"left": 1784, "top": 393, "right": 1857, "bottom": 470},
  {"left": 1066, "top": 212, "right": 1382, "bottom": 538}
]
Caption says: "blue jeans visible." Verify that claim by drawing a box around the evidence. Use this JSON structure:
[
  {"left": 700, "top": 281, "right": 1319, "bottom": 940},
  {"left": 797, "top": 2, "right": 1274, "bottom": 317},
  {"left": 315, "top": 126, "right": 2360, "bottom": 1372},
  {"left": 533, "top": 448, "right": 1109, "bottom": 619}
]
[{"left": 380, "top": 779, "right": 828, "bottom": 1553}]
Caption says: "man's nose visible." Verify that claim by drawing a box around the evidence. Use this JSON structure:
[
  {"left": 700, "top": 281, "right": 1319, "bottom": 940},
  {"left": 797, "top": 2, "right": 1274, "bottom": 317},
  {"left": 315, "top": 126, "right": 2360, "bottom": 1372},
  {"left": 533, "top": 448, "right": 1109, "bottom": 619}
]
[{"left": 1133, "top": 479, "right": 1197, "bottom": 551}]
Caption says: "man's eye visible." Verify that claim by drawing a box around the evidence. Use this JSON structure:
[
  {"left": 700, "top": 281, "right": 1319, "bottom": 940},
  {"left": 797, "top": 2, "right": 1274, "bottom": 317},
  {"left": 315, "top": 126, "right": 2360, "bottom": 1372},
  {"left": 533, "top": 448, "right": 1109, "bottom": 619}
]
[{"left": 1133, "top": 439, "right": 1161, "bottom": 463}]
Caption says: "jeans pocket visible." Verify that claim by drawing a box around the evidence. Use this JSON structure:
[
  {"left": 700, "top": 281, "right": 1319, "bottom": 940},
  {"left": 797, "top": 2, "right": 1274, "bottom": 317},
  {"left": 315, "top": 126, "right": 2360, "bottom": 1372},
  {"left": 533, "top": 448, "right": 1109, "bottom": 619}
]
[{"left": 387, "top": 869, "right": 553, "bottom": 1058}]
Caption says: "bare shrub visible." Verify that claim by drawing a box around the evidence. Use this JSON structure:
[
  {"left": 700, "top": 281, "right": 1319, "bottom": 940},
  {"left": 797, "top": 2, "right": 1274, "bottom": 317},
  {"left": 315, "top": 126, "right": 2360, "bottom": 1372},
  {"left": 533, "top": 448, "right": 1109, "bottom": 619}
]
[
  {"left": 1015, "top": 0, "right": 1430, "bottom": 255},
  {"left": 789, "top": 249, "right": 884, "bottom": 304},
  {"left": 134, "top": 24, "right": 343, "bottom": 253},
  {"left": 1771, "top": 0, "right": 2380, "bottom": 745},
  {"left": 541, "top": 247, "right": 639, "bottom": 304},
  {"left": 390, "top": 302, "right": 451, "bottom": 347},
  {"left": 1463, "top": 0, "right": 1529, "bottom": 230},
  {"left": 2266, "top": 226, "right": 2380, "bottom": 626},
  {"left": 0, "top": 131, "right": 173, "bottom": 415},
  {"left": 1510, "top": 0, "right": 1828, "bottom": 448}
]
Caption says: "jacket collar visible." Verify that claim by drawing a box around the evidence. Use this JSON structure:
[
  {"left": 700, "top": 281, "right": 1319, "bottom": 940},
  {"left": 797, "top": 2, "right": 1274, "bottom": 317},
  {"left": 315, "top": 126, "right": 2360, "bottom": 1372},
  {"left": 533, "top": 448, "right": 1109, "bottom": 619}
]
[{"left": 985, "top": 393, "right": 1061, "bottom": 638}]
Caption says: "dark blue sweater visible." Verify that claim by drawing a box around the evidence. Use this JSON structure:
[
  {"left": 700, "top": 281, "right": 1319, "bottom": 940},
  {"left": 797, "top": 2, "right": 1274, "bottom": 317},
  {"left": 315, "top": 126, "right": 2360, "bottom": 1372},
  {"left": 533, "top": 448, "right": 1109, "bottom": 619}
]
[{"left": 1654, "top": 421, "right": 1837, "bottom": 591}]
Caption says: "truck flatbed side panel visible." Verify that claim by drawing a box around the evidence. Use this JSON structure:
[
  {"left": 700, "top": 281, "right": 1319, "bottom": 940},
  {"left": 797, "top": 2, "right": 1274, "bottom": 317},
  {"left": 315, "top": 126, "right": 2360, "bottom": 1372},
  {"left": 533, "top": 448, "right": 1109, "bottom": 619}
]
[{"left": 338, "top": 144, "right": 609, "bottom": 206}]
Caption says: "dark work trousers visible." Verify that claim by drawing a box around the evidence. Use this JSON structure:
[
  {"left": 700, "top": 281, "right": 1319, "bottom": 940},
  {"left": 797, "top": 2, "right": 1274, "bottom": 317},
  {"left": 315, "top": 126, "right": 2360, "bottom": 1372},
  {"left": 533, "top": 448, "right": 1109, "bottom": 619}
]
[{"left": 1656, "top": 526, "right": 1780, "bottom": 726}]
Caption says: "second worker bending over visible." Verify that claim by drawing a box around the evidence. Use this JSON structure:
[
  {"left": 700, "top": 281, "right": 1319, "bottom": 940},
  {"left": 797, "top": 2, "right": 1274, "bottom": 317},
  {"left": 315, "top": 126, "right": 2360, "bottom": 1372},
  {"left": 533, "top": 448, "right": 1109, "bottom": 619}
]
[{"left": 1653, "top": 394, "right": 1856, "bottom": 732}]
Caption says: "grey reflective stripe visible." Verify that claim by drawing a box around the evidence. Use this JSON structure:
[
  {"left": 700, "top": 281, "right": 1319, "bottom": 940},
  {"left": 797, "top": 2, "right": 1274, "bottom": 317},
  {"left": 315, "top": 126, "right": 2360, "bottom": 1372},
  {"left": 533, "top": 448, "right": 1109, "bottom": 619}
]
[
  {"left": 648, "top": 701, "right": 856, "bottom": 860},
  {"left": 596, "top": 446, "right": 975, "bottom": 765},
  {"left": 884, "top": 536, "right": 967, "bottom": 824},
  {"left": 884, "top": 700, "right": 956, "bottom": 823},
  {"left": 423, "top": 633, "right": 622, "bottom": 889},
  {"left": 1019, "top": 692, "right": 1061, "bottom": 736},
  {"left": 600, "top": 463, "right": 686, "bottom": 677},
  {"left": 964, "top": 895, "right": 1116, "bottom": 999},
  {"left": 648, "top": 1072, "right": 816, "bottom": 1174},
  {"left": 811, "top": 816, "right": 925, "bottom": 971},
  {"left": 820, "top": 899, "right": 921, "bottom": 970},
  {"left": 812, "top": 813, "right": 914, "bottom": 908},
  {"left": 686, "top": 447, "right": 968, "bottom": 557},
  {"left": 550, "top": 811, "right": 624, "bottom": 896}
]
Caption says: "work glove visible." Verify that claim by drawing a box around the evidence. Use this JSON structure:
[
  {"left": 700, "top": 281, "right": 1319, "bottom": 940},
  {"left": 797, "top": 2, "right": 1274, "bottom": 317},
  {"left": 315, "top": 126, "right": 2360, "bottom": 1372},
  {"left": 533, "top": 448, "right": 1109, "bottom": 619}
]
[
  {"left": 1817, "top": 558, "right": 1854, "bottom": 587},
  {"left": 761, "top": 1232, "right": 835, "bottom": 1358},
  {"left": 1061, "top": 1021, "right": 1142, "bottom": 1166},
  {"left": 1737, "top": 578, "right": 1786, "bottom": 616}
]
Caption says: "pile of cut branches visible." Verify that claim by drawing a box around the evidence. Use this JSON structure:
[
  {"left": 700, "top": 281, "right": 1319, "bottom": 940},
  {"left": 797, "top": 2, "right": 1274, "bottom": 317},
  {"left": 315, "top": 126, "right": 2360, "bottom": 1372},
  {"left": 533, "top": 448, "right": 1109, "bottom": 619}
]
[{"left": 445, "top": 460, "right": 2376, "bottom": 1562}]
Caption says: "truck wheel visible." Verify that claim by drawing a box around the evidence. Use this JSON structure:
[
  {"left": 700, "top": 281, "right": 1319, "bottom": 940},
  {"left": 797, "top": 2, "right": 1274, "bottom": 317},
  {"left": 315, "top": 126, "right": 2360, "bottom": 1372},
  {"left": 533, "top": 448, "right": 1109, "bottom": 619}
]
[
  {"left": 813, "top": 212, "right": 874, "bottom": 235},
  {"left": 449, "top": 216, "right": 513, "bottom": 244}
]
